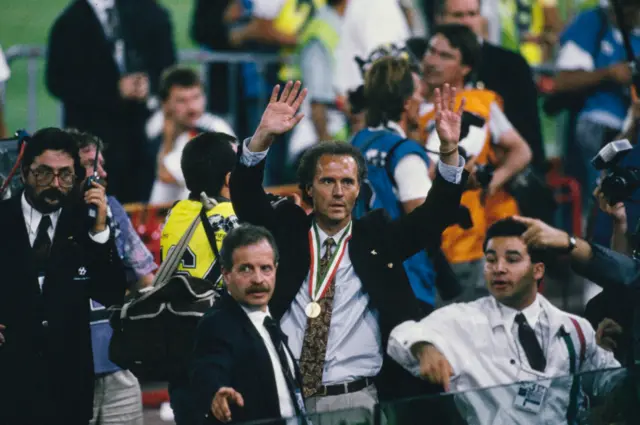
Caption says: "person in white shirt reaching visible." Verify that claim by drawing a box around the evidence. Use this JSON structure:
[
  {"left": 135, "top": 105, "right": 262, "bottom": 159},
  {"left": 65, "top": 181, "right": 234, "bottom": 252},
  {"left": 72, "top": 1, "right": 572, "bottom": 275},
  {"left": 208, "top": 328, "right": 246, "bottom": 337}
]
[
  {"left": 388, "top": 217, "right": 622, "bottom": 425},
  {"left": 147, "top": 66, "right": 235, "bottom": 204}
]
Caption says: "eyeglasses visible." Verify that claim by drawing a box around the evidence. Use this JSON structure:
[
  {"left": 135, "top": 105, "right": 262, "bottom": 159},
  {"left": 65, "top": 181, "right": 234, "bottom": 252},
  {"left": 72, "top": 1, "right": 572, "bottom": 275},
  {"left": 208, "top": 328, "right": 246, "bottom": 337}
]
[{"left": 29, "top": 167, "right": 76, "bottom": 187}]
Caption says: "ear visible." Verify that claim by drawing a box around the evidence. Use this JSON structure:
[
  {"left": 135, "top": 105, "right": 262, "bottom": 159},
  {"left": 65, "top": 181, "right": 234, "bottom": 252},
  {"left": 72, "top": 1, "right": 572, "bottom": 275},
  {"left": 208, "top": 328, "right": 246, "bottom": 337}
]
[
  {"left": 461, "top": 64, "right": 472, "bottom": 80},
  {"left": 305, "top": 184, "right": 313, "bottom": 201},
  {"left": 20, "top": 167, "right": 26, "bottom": 184},
  {"left": 532, "top": 262, "right": 545, "bottom": 282},
  {"left": 225, "top": 172, "right": 231, "bottom": 188}
]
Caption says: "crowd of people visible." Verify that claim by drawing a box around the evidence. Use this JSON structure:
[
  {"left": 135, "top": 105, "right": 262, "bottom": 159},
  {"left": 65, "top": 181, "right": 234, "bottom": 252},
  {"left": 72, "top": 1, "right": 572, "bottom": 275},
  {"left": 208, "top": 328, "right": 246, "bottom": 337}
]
[{"left": 1, "top": 0, "right": 640, "bottom": 424}]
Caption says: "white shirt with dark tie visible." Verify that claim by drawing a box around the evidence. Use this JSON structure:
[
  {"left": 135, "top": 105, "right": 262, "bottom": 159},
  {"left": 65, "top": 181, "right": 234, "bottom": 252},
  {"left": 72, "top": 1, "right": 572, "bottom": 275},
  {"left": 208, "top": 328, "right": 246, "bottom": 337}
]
[
  {"left": 240, "top": 305, "right": 297, "bottom": 418},
  {"left": 21, "top": 193, "right": 110, "bottom": 288},
  {"left": 87, "top": 0, "right": 126, "bottom": 72}
]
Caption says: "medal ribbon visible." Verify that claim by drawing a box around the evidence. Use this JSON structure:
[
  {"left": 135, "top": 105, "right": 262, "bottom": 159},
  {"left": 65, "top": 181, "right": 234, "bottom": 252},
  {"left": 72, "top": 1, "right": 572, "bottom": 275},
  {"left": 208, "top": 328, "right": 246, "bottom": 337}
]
[{"left": 307, "top": 222, "right": 352, "bottom": 301}]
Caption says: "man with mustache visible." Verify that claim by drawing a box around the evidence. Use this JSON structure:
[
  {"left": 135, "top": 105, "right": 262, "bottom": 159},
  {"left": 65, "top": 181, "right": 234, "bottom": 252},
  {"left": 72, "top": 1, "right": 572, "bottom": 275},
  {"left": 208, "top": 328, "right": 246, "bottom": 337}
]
[
  {"left": 191, "top": 224, "right": 306, "bottom": 424},
  {"left": 388, "top": 218, "right": 620, "bottom": 424},
  {"left": 0, "top": 128, "right": 126, "bottom": 424}
]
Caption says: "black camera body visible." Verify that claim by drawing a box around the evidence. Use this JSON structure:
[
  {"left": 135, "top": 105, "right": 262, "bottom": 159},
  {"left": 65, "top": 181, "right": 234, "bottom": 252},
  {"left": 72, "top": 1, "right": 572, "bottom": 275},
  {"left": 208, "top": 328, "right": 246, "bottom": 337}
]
[
  {"left": 475, "top": 163, "right": 495, "bottom": 188},
  {"left": 592, "top": 139, "right": 640, "bottom": 205}
]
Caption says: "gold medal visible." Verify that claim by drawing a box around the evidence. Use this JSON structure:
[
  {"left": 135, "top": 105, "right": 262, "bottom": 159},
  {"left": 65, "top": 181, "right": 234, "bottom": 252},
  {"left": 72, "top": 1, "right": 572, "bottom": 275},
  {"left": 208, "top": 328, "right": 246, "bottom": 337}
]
[{"left": 305, "top": 302, "right": 322, "bottom": 318}]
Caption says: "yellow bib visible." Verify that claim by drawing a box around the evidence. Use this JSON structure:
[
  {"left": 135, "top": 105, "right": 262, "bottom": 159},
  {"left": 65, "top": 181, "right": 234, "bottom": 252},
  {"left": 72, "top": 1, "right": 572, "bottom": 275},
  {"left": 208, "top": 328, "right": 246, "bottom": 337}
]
[{"left": 161, "top": 200, "right": 238, "bottom": 285}]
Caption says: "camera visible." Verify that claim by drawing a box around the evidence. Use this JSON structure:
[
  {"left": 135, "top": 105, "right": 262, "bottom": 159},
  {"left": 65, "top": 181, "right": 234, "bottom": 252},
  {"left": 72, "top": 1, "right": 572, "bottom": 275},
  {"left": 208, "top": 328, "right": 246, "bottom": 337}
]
[
  {"left": 592, "top": 139, "right": 640, "bottom": 205},
  {"left": 458, "top": 146, "right": 495, "bottom": 189}
]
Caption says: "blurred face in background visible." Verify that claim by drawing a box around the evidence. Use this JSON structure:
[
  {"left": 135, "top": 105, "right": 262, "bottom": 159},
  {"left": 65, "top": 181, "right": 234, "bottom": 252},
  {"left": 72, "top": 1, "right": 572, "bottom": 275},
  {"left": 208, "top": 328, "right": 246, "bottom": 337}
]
[
  {"left": 438, "top": 0, "right": 483, "bottom": 37},
  {"left": 423, "top": 34, "right": 470, "bottom": 90},
  {"left": 164, "top": 84, "right": 206, "bottom": 131},
  {"left": 406, "top": 72, "right": 424, "bottom": 130},
  {"left": 79, "top": 144, "right": 107, "bottom": 188}
]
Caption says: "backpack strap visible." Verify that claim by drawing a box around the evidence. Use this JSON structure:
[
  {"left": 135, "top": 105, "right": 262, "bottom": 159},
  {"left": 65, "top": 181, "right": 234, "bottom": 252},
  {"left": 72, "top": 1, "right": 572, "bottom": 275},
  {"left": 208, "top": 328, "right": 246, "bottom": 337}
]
[
  {"left": 199, "top": 204, "right": 223, "bottom": 284},
  {"left": 562, "top": 317, "right": 587, "bottom": 424}
]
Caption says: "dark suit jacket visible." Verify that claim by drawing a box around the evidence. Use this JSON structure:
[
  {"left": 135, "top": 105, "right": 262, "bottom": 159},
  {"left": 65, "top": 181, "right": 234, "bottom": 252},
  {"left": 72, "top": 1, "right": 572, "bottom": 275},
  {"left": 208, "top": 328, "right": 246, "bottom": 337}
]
[
  {"left": 0, "top": 195, "right": 126, "bottom": 424},
  {"left": 45, "top": 0, "right": 176, "bottom": 201},
  {"left": 229, "top": 145, "right": 466, "bottom": 400},
  {"left": 477, "top": 42, "right": 546, "bottom": 172},
  {"left": 191, "top": 293, "right": 303, "bottom": 424}
]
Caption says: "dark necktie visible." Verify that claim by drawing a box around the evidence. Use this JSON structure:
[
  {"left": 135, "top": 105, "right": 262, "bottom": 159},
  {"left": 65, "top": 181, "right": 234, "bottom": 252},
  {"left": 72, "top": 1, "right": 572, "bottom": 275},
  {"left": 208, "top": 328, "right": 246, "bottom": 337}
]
[
  {"left": 33, "top": 215, "right": 52, "bottom": 277},
  {"left": 105, "top": 6, "right": 121, "bottom": 41},
  {"left": 299, "top": 237, "right": 336, "bottom": 397},
  {"left": 263, "top": 316, "right": 307, "bottom": 421},
  {"left": 515, "top": 313, "right": 546, "bottom": 372}
]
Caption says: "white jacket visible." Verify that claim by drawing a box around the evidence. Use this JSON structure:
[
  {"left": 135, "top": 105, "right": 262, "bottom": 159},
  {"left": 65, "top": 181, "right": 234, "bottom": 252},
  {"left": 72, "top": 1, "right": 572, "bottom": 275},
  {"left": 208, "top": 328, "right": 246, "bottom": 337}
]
[{"left": 388, "top": 295, "right": 622, "bottom": 425}]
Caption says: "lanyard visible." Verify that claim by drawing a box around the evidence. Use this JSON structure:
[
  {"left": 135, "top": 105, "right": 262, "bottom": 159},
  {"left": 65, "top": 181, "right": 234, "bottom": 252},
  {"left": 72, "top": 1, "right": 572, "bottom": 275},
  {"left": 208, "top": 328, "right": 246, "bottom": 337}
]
[{"left": 307, "top": 222, "right": 352, "bottom": 301}]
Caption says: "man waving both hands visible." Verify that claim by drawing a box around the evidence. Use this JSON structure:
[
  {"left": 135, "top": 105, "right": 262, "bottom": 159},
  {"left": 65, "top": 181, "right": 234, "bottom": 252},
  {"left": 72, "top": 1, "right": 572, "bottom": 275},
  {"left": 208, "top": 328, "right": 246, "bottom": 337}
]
[{"left": 220, "top": 79, "right": 467, "bottom": 417}]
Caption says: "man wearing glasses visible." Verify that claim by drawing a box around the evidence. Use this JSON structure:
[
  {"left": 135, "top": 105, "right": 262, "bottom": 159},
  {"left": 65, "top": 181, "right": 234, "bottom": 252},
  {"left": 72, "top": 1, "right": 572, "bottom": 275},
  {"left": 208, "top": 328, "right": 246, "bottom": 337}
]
[{"left": 0, "top": 128, "right": 127, "bottom": 425}]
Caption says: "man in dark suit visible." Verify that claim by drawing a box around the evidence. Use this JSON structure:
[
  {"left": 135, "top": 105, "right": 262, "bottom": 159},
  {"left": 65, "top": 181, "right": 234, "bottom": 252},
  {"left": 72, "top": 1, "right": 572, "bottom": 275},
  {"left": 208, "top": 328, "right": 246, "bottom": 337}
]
[
  {"left": 434, "top": 0, "right": 546, "bottom": 172},
  {"left": 229, "top": 80, "right": 466, "bottom": 413},
  {"left": 191, "top": 224, "right": 306, "bottom": 424},
  {"left": 0, "top": 128, "right": 126, "bottom": 424},
  {"left": 45, "top": 0, "right": 177, "bottom": 203}
]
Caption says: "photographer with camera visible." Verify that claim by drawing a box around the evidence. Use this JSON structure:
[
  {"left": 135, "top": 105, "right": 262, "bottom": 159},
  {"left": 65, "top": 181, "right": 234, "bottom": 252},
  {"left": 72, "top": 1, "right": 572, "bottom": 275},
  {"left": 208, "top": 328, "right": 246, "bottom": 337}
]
[
  {"left": 514, "top": 140, "right": 640, "bottom": 364},
  {"left": 419, "top": 24, "right": 532, "bottom": 302}
]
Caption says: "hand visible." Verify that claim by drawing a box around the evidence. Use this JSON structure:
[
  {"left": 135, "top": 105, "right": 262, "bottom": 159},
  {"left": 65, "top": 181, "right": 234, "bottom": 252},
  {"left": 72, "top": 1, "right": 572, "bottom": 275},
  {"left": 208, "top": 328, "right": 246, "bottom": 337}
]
[
  {"left": 132, "top": 74, "right": 149, "bottom": 100},
  {"left": 119, "top": 75, "right": 139, "bottom": 99},
  {"left": 212, "top": 387, "right": 244, "bottom": 423},
  {"left": 412, "top": 343, "right": 454, "bottom": 392},
  {"left": 607, "top": 62, "right": 633, "bottom": 85},
  {"left": 513, "top": 215, "right": 571, "bottom": 250},
  {"left": 464, "top": 156, "right": 481, "bottom": 191},
  {"left": 434, "top": 83, "right": 465, "bottom": 154},
  {"left": 594, "top": 186, "right": 627, "bottom": 224},
  {"left": 85, "top": 180, "right": 108, "bottom": 234},
  {"left": 0, "top": 324, "right": 5, "bottom": 346},
  {"left": 596, "top": 318, "right": 623, "bottom": 352},
  {"left": 224, "top": 0, "right": 244, "bottom": 23},
  {"left": 250, "top": 81, "right": 307, "bottom": 152}
]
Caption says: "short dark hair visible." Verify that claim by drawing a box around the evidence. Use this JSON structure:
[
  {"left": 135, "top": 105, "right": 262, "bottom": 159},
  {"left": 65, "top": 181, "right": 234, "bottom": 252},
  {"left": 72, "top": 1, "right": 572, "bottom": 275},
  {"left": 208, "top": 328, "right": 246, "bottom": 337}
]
[
  {"left": 220, "top": 224, "right": 279, "bottom": 270},
  {"left": 405, "top": 37, "right": 429, "bottom": 63},
  {"left": 181, "top": 132, "right": 237, "bottom": 198},
  {"left": 159, "top": 66, "right": 201, "bottom": 102},
  {"left": 483, "top": 218, "right": 544, "bottom": 263},
  {"left": 297, "top": 141, "right": 367, "bottom": 205},
  {"left": 364, "top": 56, "right": 415, "bottom": 127},
  {"left": 22, "top": 127, "right": 85, "bottom": 182},
  {"left": 431, "top": 24, "right": 481, "bottom": 74},
  {"left": 65, "top": 128, "right": 106, "bottom": 152}
]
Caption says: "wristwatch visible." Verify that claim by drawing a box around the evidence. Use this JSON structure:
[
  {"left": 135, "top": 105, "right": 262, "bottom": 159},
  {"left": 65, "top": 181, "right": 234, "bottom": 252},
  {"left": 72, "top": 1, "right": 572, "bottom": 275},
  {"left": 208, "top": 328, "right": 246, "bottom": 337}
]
[{"left": 566, "top": 234, "right": 577, "bottom": 253}]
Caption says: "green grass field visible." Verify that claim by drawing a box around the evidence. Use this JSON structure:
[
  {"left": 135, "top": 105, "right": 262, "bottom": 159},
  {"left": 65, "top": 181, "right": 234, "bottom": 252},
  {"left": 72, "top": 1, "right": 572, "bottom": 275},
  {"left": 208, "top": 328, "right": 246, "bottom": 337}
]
[{"left": 0, "top": 0, "right": 194, "bottom": 133}]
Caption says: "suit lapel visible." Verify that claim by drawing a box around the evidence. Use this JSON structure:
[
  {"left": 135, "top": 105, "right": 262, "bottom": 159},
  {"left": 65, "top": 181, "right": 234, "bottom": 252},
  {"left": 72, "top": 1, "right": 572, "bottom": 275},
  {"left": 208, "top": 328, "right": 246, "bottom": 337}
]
[{"left": 7, "top": 195, "right": 40, "bottom": 291}]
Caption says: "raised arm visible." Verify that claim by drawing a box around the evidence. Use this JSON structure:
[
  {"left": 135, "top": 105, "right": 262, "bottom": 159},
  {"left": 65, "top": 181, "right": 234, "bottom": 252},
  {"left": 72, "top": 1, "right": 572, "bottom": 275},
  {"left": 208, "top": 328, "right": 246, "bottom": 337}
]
[{"left": 229, "top": 81, "right": 308, "bottom": 229}]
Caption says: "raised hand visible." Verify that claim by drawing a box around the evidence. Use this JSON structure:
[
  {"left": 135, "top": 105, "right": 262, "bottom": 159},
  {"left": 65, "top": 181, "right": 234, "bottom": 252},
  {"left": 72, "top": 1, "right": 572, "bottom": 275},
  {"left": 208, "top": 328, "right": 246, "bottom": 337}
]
[
  {"left": 434, "top": 83, "right": 465, "bottom": 154},
  {"left": 249, "top": 81, "right": 307, "bottom": 152}
]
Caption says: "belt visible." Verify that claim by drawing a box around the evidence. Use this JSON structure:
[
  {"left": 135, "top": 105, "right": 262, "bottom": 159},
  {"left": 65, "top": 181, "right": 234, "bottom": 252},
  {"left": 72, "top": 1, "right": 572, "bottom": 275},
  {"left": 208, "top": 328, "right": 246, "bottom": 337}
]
[{"left": 315, "top": 377, "right": 374, "bottom": 397}]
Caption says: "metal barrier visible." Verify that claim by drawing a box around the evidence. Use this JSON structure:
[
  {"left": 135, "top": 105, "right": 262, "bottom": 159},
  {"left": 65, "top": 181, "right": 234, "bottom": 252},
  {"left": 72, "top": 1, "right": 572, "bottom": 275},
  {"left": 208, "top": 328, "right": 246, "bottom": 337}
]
[{"left": 1, "top": 44, "right": 282, "bottom": 132}]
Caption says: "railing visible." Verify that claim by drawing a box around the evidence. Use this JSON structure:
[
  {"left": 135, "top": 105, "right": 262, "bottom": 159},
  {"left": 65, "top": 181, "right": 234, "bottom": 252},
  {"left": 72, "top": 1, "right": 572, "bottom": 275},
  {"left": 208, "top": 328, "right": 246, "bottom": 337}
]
[{"left": 1, "top": 44, "right": 283, "bottom": 132}]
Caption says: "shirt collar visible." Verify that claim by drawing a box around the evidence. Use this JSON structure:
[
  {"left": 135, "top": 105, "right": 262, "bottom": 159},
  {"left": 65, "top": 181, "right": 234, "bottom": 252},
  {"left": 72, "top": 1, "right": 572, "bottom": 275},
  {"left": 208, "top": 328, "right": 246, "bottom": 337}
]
[
  {"left": 239, "top": 303, "right": 272, "bottom": 327},
  {"left": 21, "top": 192, "right": 62, "bottom": 236},
  {"left": 497, "top": 296, "right": 543, "bottom": 330},
  {"left": 87, "top": 0, "right": 115, "bottom": 16},
  {"left": 315, "top": 221, "right": 352, "bottom": 248},
  {"left": 369, "top": 120, "right": 407, "bottom": 138}
]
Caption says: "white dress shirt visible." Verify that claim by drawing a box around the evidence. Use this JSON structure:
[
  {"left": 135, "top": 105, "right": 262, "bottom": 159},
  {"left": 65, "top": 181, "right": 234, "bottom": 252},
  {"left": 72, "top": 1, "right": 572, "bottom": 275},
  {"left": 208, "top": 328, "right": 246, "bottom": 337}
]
[
  {"left": 87, "top": 0, "right": 125, "bottom": 73},
  {"left": 22, "top": 193, "right": 110, "bottom": 288},
  {"left": 240, "top": 305, "right": 296, "bottom": 418},
  {"left": 388, "top": 294, "right": 621, "bottom": 425},
  {"left": 280, "top": 222, "right": 384, "bottom": 385}
]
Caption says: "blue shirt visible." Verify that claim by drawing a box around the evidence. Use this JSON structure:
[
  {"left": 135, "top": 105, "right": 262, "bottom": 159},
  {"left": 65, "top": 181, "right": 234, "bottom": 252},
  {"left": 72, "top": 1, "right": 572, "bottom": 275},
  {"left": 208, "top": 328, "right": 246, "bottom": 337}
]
[
  {"left": 90, "top": 196, "right": 158, "bottom": 374},
  {"left": 351, "top": 128, "right": 437, "bottom": 306},
  {"left": 558, "top": 9, "right": 640, "bottom": 128}
]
